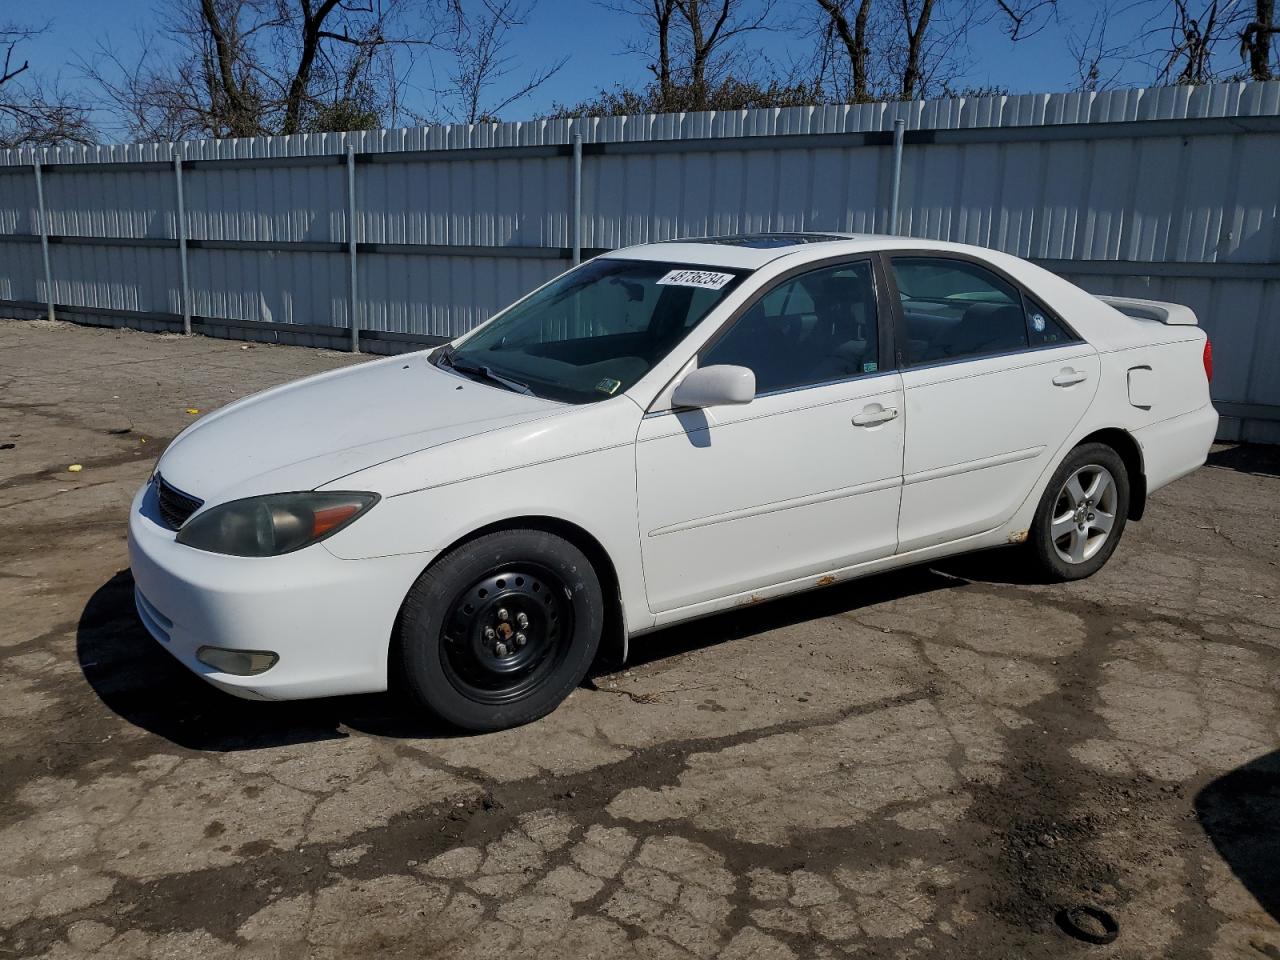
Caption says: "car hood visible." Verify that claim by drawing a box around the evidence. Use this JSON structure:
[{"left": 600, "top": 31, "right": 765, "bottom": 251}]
[{"left": 156, "top": 352, "right": 564, "bottom": 504}]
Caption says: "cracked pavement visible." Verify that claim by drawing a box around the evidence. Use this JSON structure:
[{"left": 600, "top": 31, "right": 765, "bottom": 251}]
[{"left": 1, "top": 318, "right": 1278, "bottom": 959}]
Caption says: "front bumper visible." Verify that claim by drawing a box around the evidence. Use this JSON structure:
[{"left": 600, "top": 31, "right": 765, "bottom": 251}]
[{"left": 127, "top": 481, "right": 432, "bottom": 700}]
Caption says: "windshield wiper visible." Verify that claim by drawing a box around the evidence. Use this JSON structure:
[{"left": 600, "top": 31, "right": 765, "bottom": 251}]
[{"left": 435, "top": 346, "right": 534, "bottom": 396}]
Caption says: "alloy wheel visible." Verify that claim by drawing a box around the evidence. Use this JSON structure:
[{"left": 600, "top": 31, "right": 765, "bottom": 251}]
[{"left": 1050, "top": 464, "right": 1118, "bottom": 565}]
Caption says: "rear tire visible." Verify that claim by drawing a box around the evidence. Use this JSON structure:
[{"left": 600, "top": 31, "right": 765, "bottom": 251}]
[
  {"left": 398, "top": 529, "right": 604, "bottom": 732},
  {"left": 1029, "top": 442, "right": 1130, "bottom": 582}
]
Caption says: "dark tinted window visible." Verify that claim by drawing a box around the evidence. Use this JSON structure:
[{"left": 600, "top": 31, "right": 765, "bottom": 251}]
[
  {"left": 891, "top": 257, "right": 1029, "bottom": 365},
  {"left": 703, "top": 261, "right": 880, "bottom": 394},
  {"left": 1025, "top": 297, "right": 1075, "bottom": 347},
  {"left": 449, "top": 259, "right": 746, "bottom": 403}
]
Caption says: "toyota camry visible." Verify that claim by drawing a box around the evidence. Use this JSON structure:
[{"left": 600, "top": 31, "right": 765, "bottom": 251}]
[{"left": 129, "top": 234, "right": 1218, "bottom": 731}]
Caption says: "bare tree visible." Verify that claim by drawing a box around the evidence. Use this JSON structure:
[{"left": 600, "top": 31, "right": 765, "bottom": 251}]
[
  {"left": 194, "top": 0, "right": 264, "bottom": 136},
  {"left": 898, "top": 0, "right": 1055, "bottom": 99},
  {"left": 284, "top": 0, "right": 347, "bottom": 135},
  {"left": 814, "top": 0, "right": 875, "bottom": 101},
  {"left": 599, "top": 0, "right": 777, "bottom": 112},
  {"left": 651, "top": 0, "right": 678, "bottom": 98},
  {"left": 884, "top": 0, "right": 980, "bottom": 100},
  {"left": 1158, "top": 0, "right": 1229, "bottom": 83},
  {"left": 85, "top": 0, "right": 441, "bottom": 140},
  {"left": 1239, "top": 0, "right": 1277, "bottom": 78},
  {"left": 807, "top": 0, "right": 912, "bottom": 103},
  {"left": 1127, "top": 0, "right": 1270, "bottom": 86},
  {"left": 432, "top": 0, "right": 566, "bottom": 123},
  {"left": 991, "top": 0, "right": 1057, "bottom": 40},
  {"left": 810, "top": 0, "right": 1053, "bottom": 105},
  {"left": 1066, "top": 5, "right": 1125, "bottom": 90},
  {"left": 898, "top": 0, "right": 935, "bottom": 99},
  {"left": 0, "top": 22, "right": 95, "bottom": 147},
  {"left": 601, "top": 0, "right": 679, "bottom": 101},
  {"left": 677, "top": 0, "right": 776, "bottom": 91},
  {"left": 278, "top": 0, "right": 417, "bottom": 134}
]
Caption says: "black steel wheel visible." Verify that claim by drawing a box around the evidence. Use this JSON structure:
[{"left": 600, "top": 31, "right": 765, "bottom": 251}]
[
  {"left": 398, "top": 529, "right": 604, "bottom": 732},
  {"left": 439, "top": 564, "right": 575, "bottom": 705}
]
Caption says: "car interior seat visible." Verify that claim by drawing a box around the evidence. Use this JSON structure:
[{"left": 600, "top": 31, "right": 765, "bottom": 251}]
[{"left": 932, "top": 301, "right": 1026, "bottom": 360}]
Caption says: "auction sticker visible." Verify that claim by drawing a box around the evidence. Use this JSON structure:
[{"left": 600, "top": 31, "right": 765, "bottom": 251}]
[{"left": 656, "top": 269, "right": 735, "bottom": 290}]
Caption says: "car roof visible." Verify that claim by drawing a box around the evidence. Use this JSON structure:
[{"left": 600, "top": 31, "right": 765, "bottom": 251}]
[{"left": 601, "top": 233, "right": 984, "bottom": 270}]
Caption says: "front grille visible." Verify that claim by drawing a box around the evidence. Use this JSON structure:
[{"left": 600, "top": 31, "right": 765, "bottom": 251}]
[{"left": 156, "top": 476, "right": 203, "bottom": 530}]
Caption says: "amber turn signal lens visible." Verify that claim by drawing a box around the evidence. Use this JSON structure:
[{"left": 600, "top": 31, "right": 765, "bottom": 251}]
[{"left": 312, "top": 504, "right": 361, "bottom": 537}]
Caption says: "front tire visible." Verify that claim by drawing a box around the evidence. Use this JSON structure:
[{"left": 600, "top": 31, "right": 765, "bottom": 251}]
[
  {"left": 1029, "top": 442, "right": 1130, "bottom": 582},
  {"left": 398, "top": 529, "right": 604, "bottom": 732}
]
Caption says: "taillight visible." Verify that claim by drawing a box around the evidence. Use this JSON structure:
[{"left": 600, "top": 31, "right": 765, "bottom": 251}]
[{"left": 1202, "top": 338, "right": 1213, "bottom": 383}]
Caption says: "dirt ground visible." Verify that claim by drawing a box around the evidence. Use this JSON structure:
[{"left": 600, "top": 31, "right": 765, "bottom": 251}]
[{"left": 1, "top": 318, "right": 1278, "bottom": 960}]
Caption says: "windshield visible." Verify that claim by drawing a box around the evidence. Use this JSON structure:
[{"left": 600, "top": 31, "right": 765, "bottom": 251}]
[{"left": 440, "top": 259, "right": 748, "bottom": 403}]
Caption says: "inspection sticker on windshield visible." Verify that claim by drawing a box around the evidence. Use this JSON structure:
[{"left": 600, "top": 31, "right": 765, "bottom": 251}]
[{"left": 656, "top": 269, "right": 734, "bottom": 290}]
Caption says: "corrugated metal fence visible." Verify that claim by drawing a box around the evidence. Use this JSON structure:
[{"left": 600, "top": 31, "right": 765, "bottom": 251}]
[{"left": 1, "top": 81, "right": 1278, "bottom": 441}]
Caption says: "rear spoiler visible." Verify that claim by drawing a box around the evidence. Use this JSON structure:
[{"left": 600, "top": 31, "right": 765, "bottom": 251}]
[{"left": 1096, "top": 295, "right": 1199, "bottom": 326}]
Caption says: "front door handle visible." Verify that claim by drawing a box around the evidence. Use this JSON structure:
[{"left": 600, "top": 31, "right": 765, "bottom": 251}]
[
  {"left": 1052, "top": 369, "right": 1088, "bottom": 387},
  {"left": 851, "top": 405, "right": 899, "bottom": 427}
]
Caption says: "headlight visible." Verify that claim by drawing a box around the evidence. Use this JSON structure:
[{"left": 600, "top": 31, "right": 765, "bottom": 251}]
[{"left": 175, "top": 491, "right": 379, "bottom": 557}]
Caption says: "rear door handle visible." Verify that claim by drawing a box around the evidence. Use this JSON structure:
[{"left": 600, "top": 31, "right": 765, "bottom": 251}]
[
  {"left": 1052, "top": 369, "right": 1088, "bottom": 387},
  {"left": 851, "top": 405, "right": 899, "bottom": 427}
]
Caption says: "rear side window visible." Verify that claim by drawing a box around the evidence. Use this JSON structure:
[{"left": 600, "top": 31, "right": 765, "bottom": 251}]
[
  {"left": 703, "top": 260, "right": 880, "bottom": 394},
  {"left": 1025, "top": 297, "right": 1075, "bottom": 347},
  {"left": 891, "top": 257, "right": 1029, "bottom": 365}
]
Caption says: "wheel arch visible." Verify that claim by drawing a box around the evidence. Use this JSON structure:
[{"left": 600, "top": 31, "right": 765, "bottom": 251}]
[
  {"left": 1076, "top": 427, "right": 1147, "bottom": 520},
  {"left": 398, "top": 514, "right": 629, "bottom": 668}
]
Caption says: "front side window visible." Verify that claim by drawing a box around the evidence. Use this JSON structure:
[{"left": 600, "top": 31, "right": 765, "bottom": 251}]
[
  {"left": 891, "top": 257, "right": 1029, "bottom": 365},
  {"left": 444, "top": 259, "right": 747, "bottom": 403},
  {"left": 702, "top": 260, "right": 880, "bottom": 394}
]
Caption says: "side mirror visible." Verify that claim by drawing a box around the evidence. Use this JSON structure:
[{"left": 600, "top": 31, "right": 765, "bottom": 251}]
[{"left": 672, "top": 365, "right": 756, "bottom": 409}]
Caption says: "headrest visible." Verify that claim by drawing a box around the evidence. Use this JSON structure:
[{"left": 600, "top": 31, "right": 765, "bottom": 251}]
[
  {"left": 815, "top": 273, "right": 869, "bottom": 304},
  {"left": 944, "top": 301, "right": 1026, "bottom": 356}
]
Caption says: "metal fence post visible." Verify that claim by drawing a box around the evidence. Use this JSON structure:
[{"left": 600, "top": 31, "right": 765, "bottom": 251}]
[
  {"left": 173, "top": 152, "right": 192, "bottom": 335},
  {"left": 889, "top": 118, "right": 905, "bottom": 235},
  {"left": 571, "top": 132, "right": 583, "bottom": 266},
  {"left": 32, "top": 150, "right": 54, "bottom": 322},
  {"left": 346, "top": 143, "right": 359, "bottom": 353}
]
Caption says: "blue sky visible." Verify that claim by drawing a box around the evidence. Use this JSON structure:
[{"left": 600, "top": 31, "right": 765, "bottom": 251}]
[{"left": 24, "top": 0, "right": 1179, "bottom": 141}]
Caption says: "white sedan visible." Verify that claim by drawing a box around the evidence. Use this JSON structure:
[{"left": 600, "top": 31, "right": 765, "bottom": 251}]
[{"left": 129, "top": 234, "right": 1217, "bottom": 731}]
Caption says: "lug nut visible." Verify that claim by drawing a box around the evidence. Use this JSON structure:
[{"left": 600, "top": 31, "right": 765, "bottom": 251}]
[
  {"left": 483, "top": 626, "right": 496, "bottom": 641},
  {"left": 498, "top": 608, "right": 509, "bottom": 622},
  {"left": 516, "top": 612, "right": 529, "bottom": 629},
  {"left": 495, "top": 642, "right": 508, "bottom": 657},
  {"left": 515, "top": 632, "right": 527, "bottom": 647}
]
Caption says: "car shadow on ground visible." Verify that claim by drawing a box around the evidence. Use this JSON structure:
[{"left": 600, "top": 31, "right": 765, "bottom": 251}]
[
  {"left": 1206, "top": 443, "right": 1280, "bottom": 478},
  {"left": 78, "top": 550, "right": 1037, "bottom": 751},
  {"left": 77, "top": 570, "right": 365, "bottom": 751},
  {"left": 1195, "top": 750, "right": 1280, "bottom": 927},
  {"left": 609, "top": 555, "right": 1035, "bottom": 674}
]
